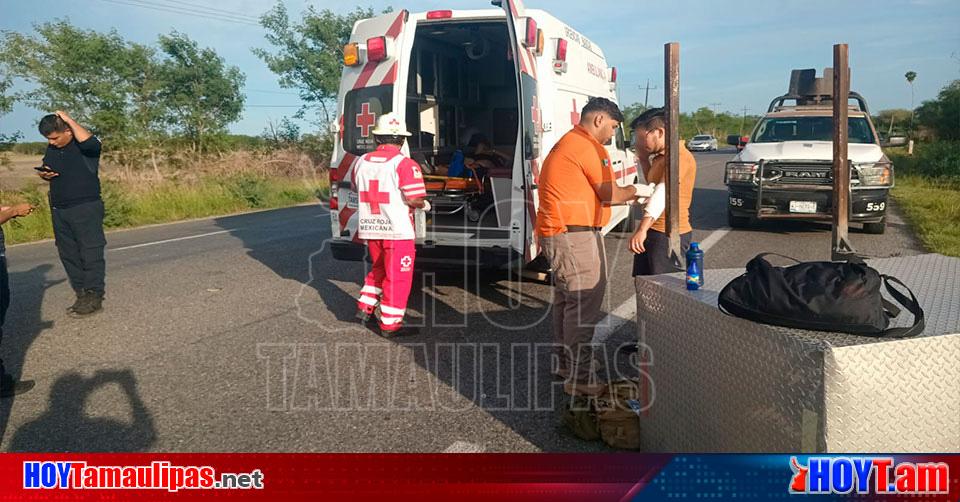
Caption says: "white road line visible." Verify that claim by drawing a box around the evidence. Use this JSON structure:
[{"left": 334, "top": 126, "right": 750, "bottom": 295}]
[
  {"left": 593, "top": 227, "right": 729, "bottom": 343},
  {"left": 110, "top": 230, "right": 234, "bottom": 251},
  {"left": 109, "top": 210, "right": 330, "bottom": 252},
  {"left": 697, "top": 228, "right": 731, "bottom": 253},
  {"left": 443, "top": 441, "right": 486, "bottom": 453}
]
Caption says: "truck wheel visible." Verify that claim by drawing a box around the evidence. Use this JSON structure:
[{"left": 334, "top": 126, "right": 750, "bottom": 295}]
[
  {"left": 727, "top": 210, "right": 750, "bottom": 228},
  {"left": 863, "top": 220, "right": 886, "bottom": 234},
  {"left": 616, "top": 205, "right": 639, "bottom": 233}
]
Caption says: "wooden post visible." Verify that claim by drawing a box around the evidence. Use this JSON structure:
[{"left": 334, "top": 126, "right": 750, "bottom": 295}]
[
  {"left": 664, "top": 42, "right": 681, "bottom": 266},
  {"left": 831, "top": 43, "right": 856, "bottom": 261}
]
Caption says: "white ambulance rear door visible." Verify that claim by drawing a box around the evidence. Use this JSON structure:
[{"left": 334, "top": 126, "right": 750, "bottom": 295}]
[{"left": 496, "top": 0, "right": 543, "bottom": 264}]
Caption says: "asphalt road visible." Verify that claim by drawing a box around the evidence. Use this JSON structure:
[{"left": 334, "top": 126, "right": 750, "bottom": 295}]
[{"left": 0, "top": 149, "right": 925, "bottom": 452}]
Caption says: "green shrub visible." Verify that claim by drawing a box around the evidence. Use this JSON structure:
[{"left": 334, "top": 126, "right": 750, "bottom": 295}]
[
  {"left": 100, "top": 179, "right": 135, "bottom": 228},
  {"left": 0, "top": 185, "right": 54, "bottom": 243},
  {"left": 888, "top": 141, "right": 960, "bottom": 181},
  {"left": 224, "top": 174, "right": 268, "bottom": 208}
]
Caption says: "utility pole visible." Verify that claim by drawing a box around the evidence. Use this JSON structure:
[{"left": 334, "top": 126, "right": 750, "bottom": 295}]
[
  {"left": 709, "top": 102, "right": 722, "bottom": 135},
  {"left": 739, "top": 106, "right": 750, "bottom": 135},
  {"left": 639, "top": 78, "right": 659, "bottom": 109}
]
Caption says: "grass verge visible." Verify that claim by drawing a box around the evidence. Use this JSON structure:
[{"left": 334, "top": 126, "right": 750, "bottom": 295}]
[
  {"left": 891, "top": 175, "right": 960, "bottom": 257},
  {"left": 0, "top": 174, "right": 328, "bottom": 245},
  {"left": 887, "top": 141, "right": 960, "bottom": 257}
]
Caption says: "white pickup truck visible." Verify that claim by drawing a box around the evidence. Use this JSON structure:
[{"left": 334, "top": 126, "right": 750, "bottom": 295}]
[{"left": 724, "top": 76, "right": 893, "bottom": 234}]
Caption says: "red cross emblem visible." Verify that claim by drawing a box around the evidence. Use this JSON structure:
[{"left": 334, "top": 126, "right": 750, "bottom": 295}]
[
  {"left": 570, "top": 98, "right": 580, "bottom": 126},
  {"left": 359, "top": 179, "right": 391, "bottom": 214},
  {"left": 356, "top": 102, "right": 376, "bottom": 138},
  {"left": 530, "top": 95, "right": 541, "bottom": 133}
]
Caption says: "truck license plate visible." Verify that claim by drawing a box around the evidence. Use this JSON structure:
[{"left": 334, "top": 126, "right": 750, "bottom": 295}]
[
  {"left": 789, "top": 201, "right": 817, "bottom": 213},
  {"left": 346, "top": 191, "right": 359, "bottom": 209}
]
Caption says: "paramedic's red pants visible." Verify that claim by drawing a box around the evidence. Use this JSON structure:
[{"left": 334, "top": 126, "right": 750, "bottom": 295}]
[{"left": 357, "top": 239, "right": 416, "bottom": 331}]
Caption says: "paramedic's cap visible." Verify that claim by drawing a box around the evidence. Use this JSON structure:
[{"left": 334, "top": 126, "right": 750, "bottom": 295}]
[{"left": 372, "top": 113, "right": 411, "bottom": 137}]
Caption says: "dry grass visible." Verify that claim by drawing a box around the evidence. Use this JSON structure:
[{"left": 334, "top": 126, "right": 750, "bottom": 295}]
[{"left": 0, "top": 148, "right": 329, "bottom": 245}]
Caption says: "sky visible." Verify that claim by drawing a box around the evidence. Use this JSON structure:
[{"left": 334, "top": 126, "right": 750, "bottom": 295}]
[{"left": 1, "top": 0, "right": 958, "bottom": 138}]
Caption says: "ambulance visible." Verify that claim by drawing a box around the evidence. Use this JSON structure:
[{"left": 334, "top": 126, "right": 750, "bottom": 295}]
[{"left": 328, "top": 0, "right": 638, "bottom": 268}]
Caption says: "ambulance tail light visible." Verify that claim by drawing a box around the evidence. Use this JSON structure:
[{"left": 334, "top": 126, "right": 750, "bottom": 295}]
[
  {"left": 553, "top": 38, "right": 568, "bottom": 74},
  {"left": 343, "top": 43, "right": 361, "bottom": 66},
  {"left": 556, "top": 38, "right": 568, "bottom": 61},
  {"left": 610, "top": 67, "right": 618, "bottom": 83},
  {"left": 426, "top": 10, "right": 453, "bottom": 19},
  {"left": 524, "top": 18, "right": 537, "bottom": 48},
  {"left": 366, "top": 36, "right": 387, "bottom": 62},
  {"left": 535, "top": 29, "right": 544, "bottom": 56},
  {"left": 329, "top": 181, "right": 339, "bottom": 210}
]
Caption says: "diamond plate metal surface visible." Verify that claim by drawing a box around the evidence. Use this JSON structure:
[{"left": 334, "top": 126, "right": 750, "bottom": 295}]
[{"left": 635, "top": 253, "right": 960, "bottom": 452}]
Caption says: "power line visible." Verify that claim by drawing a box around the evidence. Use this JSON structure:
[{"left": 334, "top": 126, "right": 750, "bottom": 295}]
[
  {"left": 97, "top": 0, "right": 261, "bottom": 27},
  {"left": 98, "top": 0, "right": 259, "bottom": 26},
  {"left": 148, "top": 0, "right": 260, "bottom": 22},
  {"left": 246, "top": 88, "right": 301, "bottom": 96},
  {"left": 118, "top": 0, "right": 260, "bottom": 24}
]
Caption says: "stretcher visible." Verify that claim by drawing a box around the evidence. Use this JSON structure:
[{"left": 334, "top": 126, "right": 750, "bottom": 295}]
[{"left": 422, "top": 167, "right": 486, "bottom": 222}]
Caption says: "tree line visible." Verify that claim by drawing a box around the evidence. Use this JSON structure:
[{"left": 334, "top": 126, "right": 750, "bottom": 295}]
[
  {"left": 2, "top": 6, "right": 957, "bottom": 171},
  {"left": 621, "top": 102, "right": 763, "bottom": 143},
  {"left": 0, "top": 21, "right": 245, "bottom": 167}
]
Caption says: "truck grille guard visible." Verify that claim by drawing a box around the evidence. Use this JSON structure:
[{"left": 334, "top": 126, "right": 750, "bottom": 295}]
[{"left": 753, "top": 159, "right": 882, "bottom": 220}]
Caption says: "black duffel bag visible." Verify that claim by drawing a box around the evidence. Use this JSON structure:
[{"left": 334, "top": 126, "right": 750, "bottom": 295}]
[{"left": 718, "top": 253, "right": 925, "bottom": 337}]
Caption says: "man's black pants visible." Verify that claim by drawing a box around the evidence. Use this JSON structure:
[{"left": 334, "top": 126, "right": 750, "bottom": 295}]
[
  {"left": 632, "top": 229, "right": 692, "bottom": 276},
  {"left": 52, "top": 199, "right": 106, "bottom": 295}
]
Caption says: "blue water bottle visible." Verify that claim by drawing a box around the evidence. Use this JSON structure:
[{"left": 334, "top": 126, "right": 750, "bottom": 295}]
[{"left": 686, "top": 242, "right": 704, "bottom": 290}]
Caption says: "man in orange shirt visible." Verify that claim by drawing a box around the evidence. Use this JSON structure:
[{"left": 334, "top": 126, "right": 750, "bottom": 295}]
[
  {"left": 537, "top": 97, "right": 651, "bottom": 396},
  {"left": 628, "top": 107, "right": 698, "bottom": 275}
]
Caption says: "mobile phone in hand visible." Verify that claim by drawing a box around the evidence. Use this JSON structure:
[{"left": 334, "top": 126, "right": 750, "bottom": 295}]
[{"left": 33, "top": 166, "right": 54, "bottom": 172}]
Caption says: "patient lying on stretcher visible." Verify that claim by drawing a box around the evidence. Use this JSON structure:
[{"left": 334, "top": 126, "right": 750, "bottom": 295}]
[
  {"left": 464, "top": 134, "right": 511, "bottom": 178},
  {"left": 416, "top": 135, "right": 508, "bottom": 222}
]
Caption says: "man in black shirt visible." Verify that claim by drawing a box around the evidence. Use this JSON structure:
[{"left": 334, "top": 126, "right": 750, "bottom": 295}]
[{"left": 37, "top": 111, "right": 106, "bottom": 317}]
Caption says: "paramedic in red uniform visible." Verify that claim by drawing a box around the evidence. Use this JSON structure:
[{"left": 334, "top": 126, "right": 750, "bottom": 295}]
[{"left": 352, "top": 113, "right": 430, "bottom": 336}]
